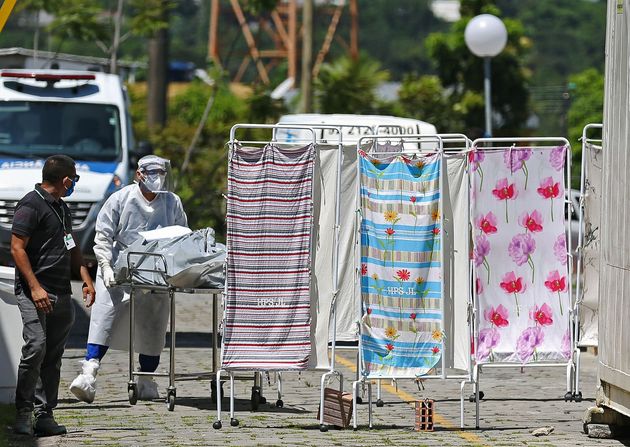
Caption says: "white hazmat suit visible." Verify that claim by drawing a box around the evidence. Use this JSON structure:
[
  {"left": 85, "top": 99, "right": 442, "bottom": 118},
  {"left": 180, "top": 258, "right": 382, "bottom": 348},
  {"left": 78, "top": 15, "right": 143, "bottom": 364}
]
[
  {"left": 70, "top": 156, "right": 187, "bottom": 403},
  {"left": 88, "top": 182, "right": 187, "bottom": 353}
]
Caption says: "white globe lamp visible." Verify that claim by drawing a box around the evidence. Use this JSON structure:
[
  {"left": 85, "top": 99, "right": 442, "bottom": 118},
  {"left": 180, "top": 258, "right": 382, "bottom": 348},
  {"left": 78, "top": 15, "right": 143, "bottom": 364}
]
[{"left": 464, "top": 14, "right": 508, "bottom": 136}]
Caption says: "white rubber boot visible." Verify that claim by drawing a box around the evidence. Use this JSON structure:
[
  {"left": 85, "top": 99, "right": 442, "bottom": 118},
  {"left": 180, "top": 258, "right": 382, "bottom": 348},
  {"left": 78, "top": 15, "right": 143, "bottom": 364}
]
[
  {"left": 137, "top": 376, "right": 160, "bottom": 401},
  {"left": 69, "top": 359, "right": 100, "bottom": 403}
]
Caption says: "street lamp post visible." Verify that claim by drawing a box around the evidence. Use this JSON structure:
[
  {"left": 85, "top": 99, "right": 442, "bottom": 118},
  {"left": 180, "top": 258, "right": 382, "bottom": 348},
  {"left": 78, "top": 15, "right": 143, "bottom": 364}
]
[{"left": 464, "top": 14, "right": 508, "bottom": 137}]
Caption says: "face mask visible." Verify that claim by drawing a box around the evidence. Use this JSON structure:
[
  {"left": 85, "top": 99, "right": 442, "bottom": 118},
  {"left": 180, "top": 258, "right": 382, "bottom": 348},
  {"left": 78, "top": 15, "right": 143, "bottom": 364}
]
[
  {"left": 64, "top": 179, "right": 76, "bottom": 197},
  {"left": 142, "top": 173, "right": 165, "bottom": 192}
]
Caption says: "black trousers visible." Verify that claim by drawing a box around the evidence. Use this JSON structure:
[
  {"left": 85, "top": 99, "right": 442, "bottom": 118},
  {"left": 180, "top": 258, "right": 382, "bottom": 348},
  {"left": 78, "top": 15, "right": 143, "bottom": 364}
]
[{"left": 15, "top": 292, "right": 75, "bottom": 417}]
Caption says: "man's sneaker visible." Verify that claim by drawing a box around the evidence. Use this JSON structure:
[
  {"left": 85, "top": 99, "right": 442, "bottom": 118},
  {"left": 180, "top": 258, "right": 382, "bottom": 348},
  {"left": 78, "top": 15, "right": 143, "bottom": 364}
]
[
  {"left": 13, "top": 410, "right": 32, "bottom": 435},
  {"left": 137, "top": 376, "right": 160, "bottom": 400},
  {"left": 33, "top": 415, "right": 67, "bottom": 437}
]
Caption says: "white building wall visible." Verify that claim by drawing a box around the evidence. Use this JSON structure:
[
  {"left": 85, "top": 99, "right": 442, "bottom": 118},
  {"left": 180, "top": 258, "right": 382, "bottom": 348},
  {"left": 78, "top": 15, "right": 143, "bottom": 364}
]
[{"left": 599, "top": 0, "right": 630, "bottom": 418}]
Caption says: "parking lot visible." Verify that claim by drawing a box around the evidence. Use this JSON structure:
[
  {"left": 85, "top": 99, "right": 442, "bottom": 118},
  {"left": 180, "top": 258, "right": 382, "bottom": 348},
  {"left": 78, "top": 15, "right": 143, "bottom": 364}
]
[{"left": 2, "top": 286, "right": 628, "bottom": 447}]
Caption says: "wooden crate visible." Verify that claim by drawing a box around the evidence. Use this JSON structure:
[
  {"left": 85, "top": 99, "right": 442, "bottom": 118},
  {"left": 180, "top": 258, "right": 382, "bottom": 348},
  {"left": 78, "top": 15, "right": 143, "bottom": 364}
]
[
  {"left": 317, "top": 387, "right": 353, "bottom": 428},
  {"left": 415, "top": 399, "right": 434, "bottom": 431}
]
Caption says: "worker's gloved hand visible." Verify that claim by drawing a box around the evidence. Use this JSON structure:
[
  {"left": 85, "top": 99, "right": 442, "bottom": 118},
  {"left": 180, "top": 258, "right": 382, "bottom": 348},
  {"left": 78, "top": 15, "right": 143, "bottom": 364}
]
[{"left": 101, "top": 265, "right": 116, "bottom": 288}]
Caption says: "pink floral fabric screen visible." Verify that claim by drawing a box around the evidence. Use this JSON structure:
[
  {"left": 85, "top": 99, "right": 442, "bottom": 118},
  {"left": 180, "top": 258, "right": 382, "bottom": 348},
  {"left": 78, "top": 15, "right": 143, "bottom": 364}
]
[{"left": 470, "top": 146, "right": 571, "bottom": 364}]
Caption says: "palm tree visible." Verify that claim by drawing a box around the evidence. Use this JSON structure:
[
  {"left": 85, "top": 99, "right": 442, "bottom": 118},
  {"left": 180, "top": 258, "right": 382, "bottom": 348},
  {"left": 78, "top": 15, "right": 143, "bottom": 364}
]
[{"left": 314, "top": 55, "right": 389, "bottom": 114}]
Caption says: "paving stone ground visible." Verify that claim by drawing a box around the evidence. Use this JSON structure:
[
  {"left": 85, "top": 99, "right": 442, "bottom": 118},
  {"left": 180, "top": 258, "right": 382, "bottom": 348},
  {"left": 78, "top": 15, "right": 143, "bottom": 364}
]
[{"left": 3, "top": 284, "right": 629, "bottom": 446}]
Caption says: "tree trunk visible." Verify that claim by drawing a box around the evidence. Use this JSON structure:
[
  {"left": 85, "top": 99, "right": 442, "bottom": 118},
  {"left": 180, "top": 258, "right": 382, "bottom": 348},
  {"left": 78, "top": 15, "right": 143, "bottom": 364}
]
[
  {"left": 109, "top": 0, "right": 124, "bottom": 74},
  {"left": 300, "top": 0, "right": 313, "bottom": 113},
  {"left": 147, "top": 8, "right": 169, "bottom": 130}
]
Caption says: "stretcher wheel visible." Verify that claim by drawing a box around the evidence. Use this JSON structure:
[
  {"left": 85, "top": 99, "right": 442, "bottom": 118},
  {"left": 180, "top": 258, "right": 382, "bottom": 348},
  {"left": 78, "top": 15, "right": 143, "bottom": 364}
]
[
  {"left": 376, "top": 399, "right": 384, "bottom": 407},
  {"left": 212, "top": 421, "right": 222, "bottom": 430},
  {"left": 260, "top": 396, "right": 267, "bottom": 404},
  {"left": 573, "top": 392, "right": 583, "bottom": 402},
  {"left": 356, "top": 396, "right": 363, "bottom": 404},
  {"left": 230, "top": 418, "right": 239, "bottom": 427},
  {"left": 468, "top": 391, "right": 484, "bottom": 402},
  {"left": 319, "top": 424, "right": 328, "bottom": 432},
  {"left": 167, "top": 393, "right": 175, "bottom": 411},
  {"left": 128, "top": 384, "right": 138, "bottom": 405},
  {"left": 564, "top": 391, "right": 573, "bottom": 402},
  {"left": 275, "top": 399, "right": 284, "bottom": 408}
]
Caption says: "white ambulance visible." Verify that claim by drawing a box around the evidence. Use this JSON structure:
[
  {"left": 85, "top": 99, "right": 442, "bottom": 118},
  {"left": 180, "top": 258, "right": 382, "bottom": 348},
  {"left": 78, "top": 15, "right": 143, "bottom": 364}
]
[
  {"left": 276, "top": 113, "right": 437, "bottom": 145},
  {"left": 0, "top": 69, "right": 150, "bottom": 268}
]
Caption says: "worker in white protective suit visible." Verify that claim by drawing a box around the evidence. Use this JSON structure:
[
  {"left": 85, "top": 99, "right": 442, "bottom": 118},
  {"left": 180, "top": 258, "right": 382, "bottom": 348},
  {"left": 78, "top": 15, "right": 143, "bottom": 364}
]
[{"left": 69, "top": 155, "right": 187, "bottom": 403}]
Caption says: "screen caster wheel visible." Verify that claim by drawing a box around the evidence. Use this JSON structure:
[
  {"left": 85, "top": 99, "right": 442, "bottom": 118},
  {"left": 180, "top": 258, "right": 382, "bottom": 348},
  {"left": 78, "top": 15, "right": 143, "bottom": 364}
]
[
  {"left": 212, "top": 421, "right": 222, "bottom": 430},
  {"left": 251, "top": 386, "right": 261, "bottom": 411},
  {"left": 320, "top": 424, "right": 328, "bottom": 432},
  {"left": 564, "top": 391, "right": 573, "bottom": 402},
  {"left": 468, "top": 391, "right": 484, "bottom": 402},
  {"left": 166, "top": 393, "right": 176, "bottom": 411},
  {"left": 276, "top": 399, "right": 284, "bottom": 408},
  {"left": 230, "top": 418, "right": 239, "bottom": 427},
  {"left": 376, "top": 399, "right": 384, "bottom": 407},
  {"left": 573, "top": 392, "right": 583, "bottom": 402},
  {"left": 128, "top": 384, "right": 138, "bottom": 405}
]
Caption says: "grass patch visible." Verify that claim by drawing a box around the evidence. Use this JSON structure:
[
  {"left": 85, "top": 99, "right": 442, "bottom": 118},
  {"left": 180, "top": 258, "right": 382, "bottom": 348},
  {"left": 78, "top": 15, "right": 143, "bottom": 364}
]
[
  {"left": 179, "top": 416, "right": 197, "bottom": 427},
  {"left": 0, "top": 403, "right": 16, "bottom": 446},
  {"left": 249, "top": 415, "right": 269, "bottom": 421}
]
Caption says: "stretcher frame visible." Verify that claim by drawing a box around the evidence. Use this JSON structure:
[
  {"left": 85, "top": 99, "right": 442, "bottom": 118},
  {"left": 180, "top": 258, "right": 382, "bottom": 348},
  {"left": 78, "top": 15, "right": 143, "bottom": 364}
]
[
  {"left": 123, "top": 251, "right": 223, "bottom": 411},
  {"left": 573, "top": 123, "right": 603, "bottom": 401},
  {"left": 469, "top": 137, "right": 577, "bottom": 429}
]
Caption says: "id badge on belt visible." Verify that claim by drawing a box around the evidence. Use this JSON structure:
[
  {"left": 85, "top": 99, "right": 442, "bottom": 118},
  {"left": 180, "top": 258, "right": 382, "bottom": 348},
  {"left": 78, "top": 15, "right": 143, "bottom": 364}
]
[{"left": 64, "top": 233, "right": 76, "bottom": 250}]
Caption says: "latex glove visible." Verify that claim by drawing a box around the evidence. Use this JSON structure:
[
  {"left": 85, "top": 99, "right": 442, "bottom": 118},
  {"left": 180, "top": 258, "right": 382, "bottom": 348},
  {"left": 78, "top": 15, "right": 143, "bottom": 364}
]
[{"left": 101, "top": 265, "right": 116, "bottom": 288}]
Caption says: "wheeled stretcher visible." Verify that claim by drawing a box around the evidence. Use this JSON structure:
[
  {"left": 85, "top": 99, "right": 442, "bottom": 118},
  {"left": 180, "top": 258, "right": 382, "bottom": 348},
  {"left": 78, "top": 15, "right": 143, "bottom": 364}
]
[{"left": 123, "top": 251, "right": 223, "bottom": 411}]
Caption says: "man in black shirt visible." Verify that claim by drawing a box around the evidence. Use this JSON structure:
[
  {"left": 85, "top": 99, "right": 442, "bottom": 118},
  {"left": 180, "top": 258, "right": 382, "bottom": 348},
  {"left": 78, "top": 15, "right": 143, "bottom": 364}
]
[{"left": 11, "top": 154, "right": 96, "bottom": 437}]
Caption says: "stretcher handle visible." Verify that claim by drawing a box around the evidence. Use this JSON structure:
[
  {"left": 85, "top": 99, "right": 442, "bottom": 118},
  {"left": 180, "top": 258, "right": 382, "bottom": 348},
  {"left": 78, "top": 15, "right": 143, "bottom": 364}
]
[{"left": 126, "top": 251, "right": 169, "bottom": 283}]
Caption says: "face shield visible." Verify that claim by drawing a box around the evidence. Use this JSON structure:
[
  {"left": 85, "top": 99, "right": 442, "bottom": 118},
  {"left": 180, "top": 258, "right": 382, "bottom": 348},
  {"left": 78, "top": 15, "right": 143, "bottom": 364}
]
[{"left": 137, "top": 155, "right": 173, "bottom": 193}]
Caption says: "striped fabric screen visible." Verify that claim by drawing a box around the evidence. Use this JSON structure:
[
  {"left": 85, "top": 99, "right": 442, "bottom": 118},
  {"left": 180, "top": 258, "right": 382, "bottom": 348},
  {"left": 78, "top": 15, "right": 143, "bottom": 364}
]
[
  {"left": 222, "top": 143, "right": 315, "bottom": 370},
  {"left": 359, "top": 151, "right": 444, "bottom": 378}
]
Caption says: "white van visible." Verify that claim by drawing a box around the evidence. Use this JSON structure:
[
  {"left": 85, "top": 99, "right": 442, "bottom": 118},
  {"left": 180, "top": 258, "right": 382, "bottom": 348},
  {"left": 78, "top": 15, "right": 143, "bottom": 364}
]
[
  {"left": 275, "top": 113, "right": 437, "bottom": 145},
  {"left": 0, "top": 69, "right": 150, "bottom": 268}
]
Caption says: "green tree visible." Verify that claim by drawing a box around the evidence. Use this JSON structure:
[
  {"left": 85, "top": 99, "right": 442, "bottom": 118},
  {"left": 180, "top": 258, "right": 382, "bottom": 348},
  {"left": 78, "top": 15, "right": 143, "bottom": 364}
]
[
  {"left": 566, "top": 68, "right": 604, "bottom": 187},
  {"left": 19, "top": 0, "right": 107, "bottom": 53},
  {"left": 246, "top": 87, "right": 287, "bottom": 124},
  {"left": 398, "top": 74, "right": 483, "bottom": 132},
  {"left": 424, "top": 1, "right": 531, "bottom": 135},
  {"left": 497, "top": 0, "right": 606, "bottom": 86},
  {"left": 129, "top": 78, "right": 250, "bottom": 237},
  {"left": 356, "top": 0, "right": 449, "bottom": 80},
  {"left": 497, "top": 0, "right": 606, "bottom": 138},
  {"left": 315, "top": 55, "right": 389, "bottom": 114}
]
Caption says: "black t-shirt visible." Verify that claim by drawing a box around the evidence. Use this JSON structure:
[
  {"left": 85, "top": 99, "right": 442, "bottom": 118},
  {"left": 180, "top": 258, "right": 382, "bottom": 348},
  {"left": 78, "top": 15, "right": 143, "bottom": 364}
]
[{"left": 11, "top": 184, "right": 73, "bottom": 296}]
